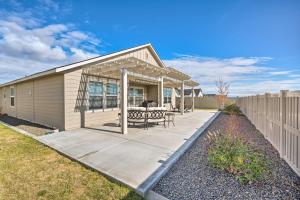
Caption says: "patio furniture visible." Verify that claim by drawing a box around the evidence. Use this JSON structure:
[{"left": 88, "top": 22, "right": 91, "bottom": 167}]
[
  {"left": 165, "top": 112, "right": 175, "bottom": 127},
  {"left": 127, "top": 107, "right": 147, "bottom": 128},
  {"left": 118, "top": 107, "right": 167, "bottom": 129},
  {"left": 145, "top": 107, "right": 167, "bottom": 129}
]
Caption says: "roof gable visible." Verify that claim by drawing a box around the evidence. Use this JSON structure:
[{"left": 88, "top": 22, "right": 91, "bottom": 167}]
[
  {"left": 0, "top": 43, "right": 166, "bottom": 87},
  {"left": 56, "top": 43, "right": 165, "bottom": 73}
]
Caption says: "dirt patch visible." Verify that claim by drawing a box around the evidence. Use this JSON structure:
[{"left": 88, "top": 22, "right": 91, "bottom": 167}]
[{"left": 0, "top": 114, "right": 54, "bottom": 136}]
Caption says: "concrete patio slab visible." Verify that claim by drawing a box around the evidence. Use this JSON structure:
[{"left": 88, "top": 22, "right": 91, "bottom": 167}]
[{"left": 38, "top": 110, "right": 218, "bottom": 196}]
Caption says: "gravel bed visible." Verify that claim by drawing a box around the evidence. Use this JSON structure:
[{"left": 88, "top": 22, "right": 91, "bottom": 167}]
[
  {"left": 0, "top": 114, "right": 54, "bottom": 136},
  {"left": 153, "top": 113, "right": 300, "bottom": 200}
]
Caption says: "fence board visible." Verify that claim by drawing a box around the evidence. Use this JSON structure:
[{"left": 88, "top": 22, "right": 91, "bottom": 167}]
[{"left": 237, "top": 90, "right": 300, "bottom": 177}]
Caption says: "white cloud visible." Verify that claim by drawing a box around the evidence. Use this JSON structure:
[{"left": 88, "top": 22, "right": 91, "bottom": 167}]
[
  {"left": 164, "top": 55, "right": 300, "bottom": 96},
  {"left": 0, "top": 13, "right": 100, "bottom": 84}
]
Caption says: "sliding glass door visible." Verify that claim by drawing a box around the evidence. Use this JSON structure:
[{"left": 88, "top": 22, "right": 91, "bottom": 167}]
[{"left": 128, "top": 87, "right": 144, "bottom": 107}]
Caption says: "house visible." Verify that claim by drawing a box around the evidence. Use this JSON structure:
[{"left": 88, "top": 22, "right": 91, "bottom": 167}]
[
  {"left": 175, "top": 88, "right": 203, "bottom": 97},
  {"left": 0, "top": 44, "right": 198, "bottom": 133}
]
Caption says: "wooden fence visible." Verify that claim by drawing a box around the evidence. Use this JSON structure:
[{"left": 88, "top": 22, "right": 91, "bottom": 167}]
[
  {"left": 176, "top": 96, "right": 235, "bottom": 109},
  {"left": 236, "top": 90, "right": 300, "bottom": 176}
]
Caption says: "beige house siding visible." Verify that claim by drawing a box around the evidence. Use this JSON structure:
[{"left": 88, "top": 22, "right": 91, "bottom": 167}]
[
  {"left": 16, "top": 81, "right": 34, "bottom": 121},
  {"left": 0, "top": 88, "right": 3, "bottom": 114},
  {"left": 0, "top": 75, "right": 64, "bottom": 130},
  {"left": 33, "top": 75, "right": 64, "bottom": 129},
  {"left": 64, "top": 69, "right": 82, "bottom": 130},
  {"left": 147, "top": 85, "right": 158, "bottom": 103},
  {"left": 109, "top": 47, "right": 161, "bottom": 67},
  {"left": 64, "top": 68, "right": 157, "bottom": 130},
  {"left": 64, "top": 69, "right": 122, "bottom": 130}
]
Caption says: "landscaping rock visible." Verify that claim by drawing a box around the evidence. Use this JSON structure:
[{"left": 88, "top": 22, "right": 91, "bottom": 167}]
[{"left": 153, "top": 113, "right": 300, "bottom": 200}]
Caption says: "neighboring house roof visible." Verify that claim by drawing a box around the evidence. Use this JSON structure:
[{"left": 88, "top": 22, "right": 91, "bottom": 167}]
[
  {"left": 194, "top": 89, "right": 202, "bottom": 96},
  {"left": 176, "top": 88, "right": 203, "bottom": 96},
  {"left": 0, "top": 43, "right": 166, "bottom": 88}
]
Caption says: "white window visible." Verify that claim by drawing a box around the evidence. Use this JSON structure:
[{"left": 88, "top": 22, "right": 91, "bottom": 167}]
[
  {"left": 10, "top": 86, "right": 15, "bottom": 107},
  {"left": 164, "top": 88, "right": 172, "bottom": 103},
  {"left": 106, "top": 82, "right": 118, "bottom": 108},
  {"left": 89, "top": 81, "right": 103, "bottom": 109},
  {"left": 128, "top": 87, "right": 144, "bottom": 107}
]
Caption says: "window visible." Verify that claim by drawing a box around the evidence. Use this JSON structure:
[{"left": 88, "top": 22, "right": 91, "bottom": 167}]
[
  {"left": 89, "top": 81, "right": 103, "bottom": 109},
  {"left": 164, "top": 88, "right": 172, "bottom": 103},
  {"left": 10, "top": 86, "right": 15, "bottom": 107},
  {"left": 106, "top": 83, "right": 118, "bottom": 108},
  {"left": 128, "top": 87, "right": 144, "bottom": 106}
]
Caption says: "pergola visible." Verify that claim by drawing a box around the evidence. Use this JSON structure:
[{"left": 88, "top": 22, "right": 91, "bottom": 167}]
[{"left": 83, "top": 56, "right": 199, "bottom": 134}]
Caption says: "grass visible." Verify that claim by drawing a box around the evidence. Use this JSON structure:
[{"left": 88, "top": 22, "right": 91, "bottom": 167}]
[
  {"left": 208, "top": 134, "right": 268, "bottom": 184},
  {"left": 0, "top": 124, "right": 142, "bottom": 200}
]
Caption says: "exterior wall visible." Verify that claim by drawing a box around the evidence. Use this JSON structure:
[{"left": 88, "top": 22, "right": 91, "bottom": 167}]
[
  {"left": 147, "top": 85, "right": 158, "bottom": 103},
  {"left": 64, "top": 68, "right": 164, "bottom": 130},
  {"left": 16, "top": 81, "right": 34, "bottom": 121},
  {"left": 110, "top": 47, "right": 161, "bottom": 67},
  {"left": 0, "top": 88, "right": 2, "bottom": 114},
  {"left": 0, "top": 75, "right": 64, "bottom": 130},
  {"left": 34, "top": 75, "right": 64, "bottom": 129},
  {"left": 64, "top": 69, "right": 122, "bottom": 130}
]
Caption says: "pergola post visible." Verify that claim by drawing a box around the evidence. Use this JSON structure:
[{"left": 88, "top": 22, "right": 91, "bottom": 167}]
[
  {"left": 192, "top": 87, "right": 195, "bottom": 112},
  {"left": 159, "top": 77, "right": 164, "bottom": 107},
  {"left": 120, "top": 68, "right": 128, "bottom": 134},
  {"left": 181, "top": 81, "right": 185, "bottom": 115}
]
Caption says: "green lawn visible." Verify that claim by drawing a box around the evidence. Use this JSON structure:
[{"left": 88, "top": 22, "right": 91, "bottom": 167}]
[{"left": 0, "top": 124, "right": 142, "bottom": 200}]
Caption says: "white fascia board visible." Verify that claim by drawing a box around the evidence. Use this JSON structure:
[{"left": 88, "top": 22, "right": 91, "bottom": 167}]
[{"left": 56, "top": 43, "right": 152, "bottom": 73}]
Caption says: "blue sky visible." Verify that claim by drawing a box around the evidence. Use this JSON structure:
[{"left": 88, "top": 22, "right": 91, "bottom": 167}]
[{"left": 0, "top": 0, "right": 299, "bottom": 96}]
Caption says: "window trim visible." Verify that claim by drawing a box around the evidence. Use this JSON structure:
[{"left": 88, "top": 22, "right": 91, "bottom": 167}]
[
  {"left": 106, "top": 82, "right": 118, "bottom": 108},
  {"left": 163, "top": 87, "right": 172, "bottom": 104},
  {"left": 10, "top": 86, "right": 15, "bottom": 108},
  {"left": 88, "top": 80, "right": 104, "bottom": 110}
]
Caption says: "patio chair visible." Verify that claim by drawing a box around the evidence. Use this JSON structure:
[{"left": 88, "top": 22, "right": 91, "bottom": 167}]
[
  {"left": 146, "top": 108, "right": 166, "bottom": 129},
  {"left": 127, "top": 108, "right": 147, "bottom": 128}
]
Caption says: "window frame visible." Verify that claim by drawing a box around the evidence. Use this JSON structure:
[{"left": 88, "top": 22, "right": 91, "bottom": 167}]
[
  {"left": 128, "top": 86, "right": 144, "bottom": 107},
  {"left": 10, "top": 86, "right": 15, "bottom": 107},
  {"left": 106, "top": 82, "right": 118, "bottom": 108},
  {"left": 163, "top": 87, "right": 172, "bottom": 104},
  {"left": 88, "top": 81, "right": 104, "bottom": 110}
]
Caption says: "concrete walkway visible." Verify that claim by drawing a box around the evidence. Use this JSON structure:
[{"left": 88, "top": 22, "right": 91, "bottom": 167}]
[{"left": 38, "top": 110, "right": 217, "bottom": 196}]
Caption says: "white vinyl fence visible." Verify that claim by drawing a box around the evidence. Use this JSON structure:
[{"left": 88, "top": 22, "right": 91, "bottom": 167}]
[{"left": 236, "top": 90, "right": 300, "bottom": 176}]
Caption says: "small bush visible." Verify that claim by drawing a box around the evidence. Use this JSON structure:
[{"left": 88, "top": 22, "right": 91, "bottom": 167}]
[
  {"left": 223, "top": 103, "right": 242, "bottom": 115},
  {"left": 208, "top": 134, "right": 267, "bottom": 184}
]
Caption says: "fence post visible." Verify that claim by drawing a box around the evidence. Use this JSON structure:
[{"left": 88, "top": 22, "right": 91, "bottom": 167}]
[
  {"left": 256, "top": 94, "right": 259, "bottom": 126},
  {"left": 280, "top": 90, "right": 288, "bottom": 157},
  {"left": 264, "top": 93, "right": 269, "bottom": 138}
]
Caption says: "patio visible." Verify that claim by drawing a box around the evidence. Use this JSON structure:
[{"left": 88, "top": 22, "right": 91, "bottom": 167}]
[{"left": 38, "top": 110, "right": 218, "bottom": 196}]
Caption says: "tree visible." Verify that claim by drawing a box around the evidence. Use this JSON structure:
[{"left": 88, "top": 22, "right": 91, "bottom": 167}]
[{"left": 215, "top": 77, "right": 230, "bottom": 109}]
